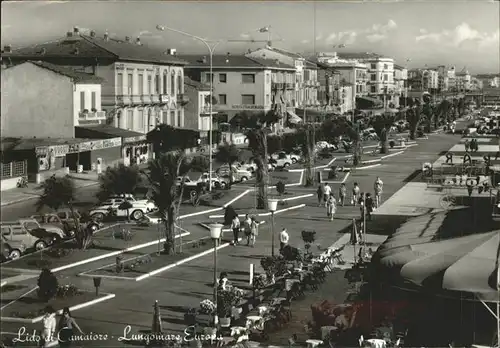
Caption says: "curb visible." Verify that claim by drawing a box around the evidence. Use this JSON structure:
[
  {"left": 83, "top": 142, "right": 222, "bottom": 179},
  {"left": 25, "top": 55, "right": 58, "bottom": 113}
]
[
  {"left": 209, "top": 203, "right": 306, "bottom": 219},
  {"left": 356, "top": 163, "right": 382, "bottom": 170},
  {"left": 323, "top": 171, "right": 351, "bottom": 184},
  {"left": 362, "top": 158, "right": 382, "bottom": 165},
  {"left": 381, "top": 150, "right": 404, "bottom": 160},
  {"left": 0, "top": 292, "right": 116, "bottom": 324}
]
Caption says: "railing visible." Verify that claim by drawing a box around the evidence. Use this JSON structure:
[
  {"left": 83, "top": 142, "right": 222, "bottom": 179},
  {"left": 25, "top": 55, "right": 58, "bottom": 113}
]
[
  {"left": 79, "top": 111, "right": 106, "bottom": 119},
  {"left": 1, "top": 160, "right": 27, "bottom": 179}
]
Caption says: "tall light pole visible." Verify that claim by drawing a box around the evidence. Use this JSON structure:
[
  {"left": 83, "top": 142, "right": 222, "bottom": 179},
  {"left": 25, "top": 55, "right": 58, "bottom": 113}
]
[
  {"left": 268, "top": 198, "right": 278, "bottom": 256},
  {"left": 209, "top": 223, "right": 223, "bottom": 325},
  {"left": 157, "top": 25, "right": 221, "bottom": 192}
]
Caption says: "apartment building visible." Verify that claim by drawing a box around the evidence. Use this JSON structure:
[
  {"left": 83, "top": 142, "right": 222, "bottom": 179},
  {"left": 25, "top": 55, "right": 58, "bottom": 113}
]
[
  {"left": 393, "top": 65, "right": 408, "bottom": 107},
  {"left": 245, "top": 47, "right": 319, "bottom": 107},
  {"left": 455, "top": 68, "right": 471, "bottom": 92},
  {"left": 408, "top": 68, "right": 439, "bottom": 94},
  {"left": 183, "top": 77, "right": 213, "bottom": 132},
  {"left": 316, "top": 63, "right": 355, "bottom": 114},
  {"left": 476, "top": 74, "right": 500, "bottom": 88},
  {"left": 3, "top": 27, "right": 188, "bottom": 136},
  {"left": 181, "top": 54, "right": 297, "bottom": 130}
]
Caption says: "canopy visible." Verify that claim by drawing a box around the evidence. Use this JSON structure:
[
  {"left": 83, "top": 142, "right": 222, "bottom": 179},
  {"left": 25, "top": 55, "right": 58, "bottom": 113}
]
[
  {"left": 373, "top": 212, "right": 500, "bottom": 302},
  {"left": 286, "top": 110, "right": 303, "bottom": 124}
]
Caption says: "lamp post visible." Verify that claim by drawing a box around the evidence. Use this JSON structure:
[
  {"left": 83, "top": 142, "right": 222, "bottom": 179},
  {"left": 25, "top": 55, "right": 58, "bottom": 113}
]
[
  {"left": 268, "top": 198, "right": 278, "bottom": 256},
  {"left": 157, "top": 25, "right": 221, "bottom": 192},
  {"left": 208, "top": 223, "right": 223, "bottom": 325}
]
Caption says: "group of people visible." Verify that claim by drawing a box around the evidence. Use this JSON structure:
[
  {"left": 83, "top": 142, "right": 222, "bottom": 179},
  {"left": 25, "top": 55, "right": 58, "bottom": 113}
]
[
  {"left": 39, "top": 306, "right": 83, "bottom": 347},
  {"left": 464, "top": 138, "right": 480, "bottom": 153},
  {"left": 316, "top": 177, "right": 384, "bottom": 221},
  {"left": 231, "top": 214, "right": 259, "bottom": 247}
]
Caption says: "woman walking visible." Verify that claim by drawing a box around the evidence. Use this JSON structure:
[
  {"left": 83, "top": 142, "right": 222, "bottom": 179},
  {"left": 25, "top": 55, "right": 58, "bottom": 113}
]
[
  {"left": 249, "top": 217, "right": 259, "bottom": 247},
  {"left": 352, "top": 182, "right": 360, "bottom": 206},
  {"left": 58, "top": 307, "right": 84, "bottom": 347},
  {"left": 243, "top": 214, "right": 252, "bottom": 246},
  {"left": 339, "top": 183, "right": 347, "bottom": 207},
  {"left": 316, "top": 184, "right": 324, "bottom": 207},
  {"left": 326, "top": 195, "right": 337, "bottom": 221},
  {"left": 365, "top": 193, "right": 374, "bottom": 221},
  {"left": 231, "top": 215, "right": 240, "bottom": 246}
]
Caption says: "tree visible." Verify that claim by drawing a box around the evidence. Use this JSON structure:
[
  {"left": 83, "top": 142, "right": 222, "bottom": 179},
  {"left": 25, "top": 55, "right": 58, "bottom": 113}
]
[
  {"left": 246, "top": 110, "right": 278, "bottom": 209},
  {"left": 97, "top": 164, "right": 143, "bottom": 202},
  {"left": 189, "top": 155, "right": 210, "bottom": 173},
  {"left": 422, "top": 102, "right": 433, "bottom": 133},
  {"left": 36, "top": 175, "right": 91, "bottom": 249},
  {"left": 294, "top": 125, "right": 316, "bottom": 186},
  {"left": 406, "top": 107, "right": 421, "bottom": 140},
  {"left": 146, "top": 124, "right": 198, "bottom": 157},
  {"left": 215, "top": 144, "right": 241, "bottom": 188},
  {"left": 266, "top": 135, "right": 282, "bottom": 156},
  {"left": 145, "top": 152, "right": 190, "bottom": 254},
  {"left": 371, "top": 113, "right": 396, "bottom": 154}
]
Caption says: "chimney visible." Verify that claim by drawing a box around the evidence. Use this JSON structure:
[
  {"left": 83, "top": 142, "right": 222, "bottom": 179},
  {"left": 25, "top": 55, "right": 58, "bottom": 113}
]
[
  {"left": 202, "top": 56, "right": 207, "bottom": 64},
  {"left": 3, "top": 45, "right": 12, "bottom": 53},
  {"left": 136, "top": 37, "right": 142, "bottom": 45},
  {"left": 125, "top": 36, "right": 131, "bottom": 43},
  {"left": 90, "top": 30, "right": 96, "bottom": 38},
  {"left": 73, "top": 27, "right": 80, "bottom": 36},
  {"left": 104, "top": 32, "right": 109, "bottom": 41},
  {"left": 66, "top": 31, "right": 73, "bottom": 38}
]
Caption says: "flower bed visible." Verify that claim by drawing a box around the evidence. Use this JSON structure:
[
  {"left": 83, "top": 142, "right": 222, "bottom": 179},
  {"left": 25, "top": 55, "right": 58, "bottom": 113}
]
[
  {"left": 1, "top": 285, "right": 102, "bottom": 319},
  {"left": 81, "top": 237, "right": 220, "bottom": 279}
]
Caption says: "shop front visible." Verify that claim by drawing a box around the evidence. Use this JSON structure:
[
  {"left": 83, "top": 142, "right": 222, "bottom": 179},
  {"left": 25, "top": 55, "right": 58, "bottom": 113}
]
[{"left": 122, "top": 135, "right": 150, "bottom": 166}]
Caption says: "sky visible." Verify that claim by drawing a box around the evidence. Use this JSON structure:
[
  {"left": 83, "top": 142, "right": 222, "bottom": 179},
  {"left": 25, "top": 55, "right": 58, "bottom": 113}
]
[{"left": 1, "top": 0, "right": 499, "bottom": 74}]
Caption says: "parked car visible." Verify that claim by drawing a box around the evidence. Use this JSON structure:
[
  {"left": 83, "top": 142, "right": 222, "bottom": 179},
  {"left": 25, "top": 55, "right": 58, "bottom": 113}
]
[
  {"left": 198, "top": 172, "right": 228, "bottom": 189},
  {"left": 271, "top": 151, "right": 301, "bottom": 164},
  {"left": 239, "top": 160, "right": 275, "bottom": 173},
  {"left": 17, "top": 219, "right": 66, "bottom": 241},
  {"left": 107, "top": 194, "right": 157, "bottom": 212},
  {"left": 1, "top": 222, "right": 57, "bottom": 250},
  {"left": 1, "top": 237, "right": 27, "bottom": 260},
  {"left": 362, "top": 128, "right": 378, "bottom": 140},
  {"left": 89, "top": 199, "right": 150, "bottom": 221},
  {"left": 30, "top": 211, "right": 81, "bottom": 238},
  {"left": 216, "top": 165, "right": 252, "bottom": 182},
  {"left": 268, "top": 154, "right": 292, "bottom": 168},
  {"left": 315, "top": 141, "right": 337, "bottom": 151}
]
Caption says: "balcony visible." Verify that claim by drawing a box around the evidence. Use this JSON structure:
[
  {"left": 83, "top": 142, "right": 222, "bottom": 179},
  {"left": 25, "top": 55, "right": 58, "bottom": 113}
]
[
  {"left": 78, "top": 110, "right": 106, "bottom": 120},
  {"left": 272, "top": 82, "right": 284, "bottom": 90},
  {"left": 151, "top": 94, "right": 160, "bottom": 104},
  {"left": 159, "top": 94, "right": 170, "bottom": 104},
  {"left": 285, "top": 83, "right": 295, "bottom": 89},
  {"left": 177, "top": 94, "right": 190, "bottom": 106}
]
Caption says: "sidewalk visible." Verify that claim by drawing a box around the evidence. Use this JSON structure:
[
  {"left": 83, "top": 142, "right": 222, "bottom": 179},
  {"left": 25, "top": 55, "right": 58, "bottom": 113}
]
[{"left": 1, "top": 178, "right": 98, "bottom": 207}]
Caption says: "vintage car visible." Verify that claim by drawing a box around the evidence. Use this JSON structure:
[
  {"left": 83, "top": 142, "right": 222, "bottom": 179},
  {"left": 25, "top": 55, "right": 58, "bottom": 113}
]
[
  {"left": 1, "top": 222, "right": 58, "bottom": 250},
  {"left": 107, "top": 194, "right": 157, "bottom": 212},
  {"left": 1, "top": 237, "right": 27, "bottom": 260},
  {"left": 216, "top": 165, "right": 252, "bottom": 182},
  {"left": 89, "top": 199, "right": 150, "bottom": 221},
  {"left": 271, "top": 151, "right": 301, "bottom": 164},
  {"left": 30, "top": 211, "right": 80, "bottom": 238},
  {"left": 17, "top": 219, "right": 66, "bottom": 241}
]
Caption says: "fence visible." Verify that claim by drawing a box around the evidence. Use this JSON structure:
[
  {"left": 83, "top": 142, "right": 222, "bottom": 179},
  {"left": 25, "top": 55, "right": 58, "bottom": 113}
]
[{"left": 1, "top": 160, "right": 27, "bottom": 179}]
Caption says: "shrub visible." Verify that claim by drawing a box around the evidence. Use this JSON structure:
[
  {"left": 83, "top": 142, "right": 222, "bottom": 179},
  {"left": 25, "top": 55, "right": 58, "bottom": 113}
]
[
  {"left": 216, "top": 289, "right": 238, "bottom": 317},
  {"left": 328, "top": 166, "right": 338, "bottom": 179},
  {"left": 56, "top": 284, "right": 80, "bottom": 298},
  {"left": 276, "top": 181, "right": 285, "bottom": 195},
  {"left": 223, "top": 205, "right": 238, "bottom": 226},
  {"left": 37, "top": 268, "right": 58, "bottom": 302},
  {"left": 389, "top": 140, "right": 396, "bottom": 148}
]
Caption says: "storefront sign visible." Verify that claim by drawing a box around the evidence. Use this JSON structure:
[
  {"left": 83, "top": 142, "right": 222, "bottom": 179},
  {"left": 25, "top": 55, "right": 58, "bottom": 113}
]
[
  {"left": 79, "top": 137, "right": 122, "bottom": 151},
  {"left": 49, "top": 145, "right": 70, "bottom": 157},
  {"left": 231, "top": 104, "right": 266, "bottom": 110},
  {"left": 35, "top": 147, "right": 48, "bottom": 156},
  {"left": 123, "top": 135, "right": 147, "bottom": 144}
]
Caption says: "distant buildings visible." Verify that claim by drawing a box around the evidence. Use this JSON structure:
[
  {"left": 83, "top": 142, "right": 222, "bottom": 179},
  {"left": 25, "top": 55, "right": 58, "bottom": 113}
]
[
  {"left": 476, "top": 74, "right": 500, "bottom": 88},
  {"left": 393, "top": 65, "right": 408, "bottom": 104},
  {"left": 408, "top": 68, "right": 439, "bottom": 94}
]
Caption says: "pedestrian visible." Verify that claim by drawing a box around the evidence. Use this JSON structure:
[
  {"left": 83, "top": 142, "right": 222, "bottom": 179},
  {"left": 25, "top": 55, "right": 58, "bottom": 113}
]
[
  {"left": 365, "top": 193, "right": 374, "bottom": 221},
  {"left": 339, "top": 183, "right": 347, "bottom": 207},
  {"left": 316, "top": 184, "right": 324, "bottom": 207},
  {"left": 243, "top": 214, "right": 252, "bottom": 246},
  {"left": 58, "top": 307, "right": 84, "bottom": 347},
  {"left": 358, "top": 192, "right": 366, "bottom": 220},
  {"left": 323, "top": 183, "right": 332, "bottom": 206},
  {"left": 374, "top": 176, "right": 384, "bottom": 208},
  {"left": 326, "top": 195, "right": 337, "bottom": 221},
  {"left": 279, "top": 227, "right": 289, "bottom": 252},
  {"left": 218, "top": 272, "right": 230, "bottom": 290},
  {"left": 249, "top": 217, "right": 259, "bottom": 247},
  {"left": 40, "top": 306, "right": 56, "bottom": 348},
  {"left": 464, "top": 139, "right": 470, "bottom": 152},
  {"left": 352, "top": 182, "right": 360, "bottom": 206},
  {"left": 231, "top": 215, "right": 240, "bottom": 246}
]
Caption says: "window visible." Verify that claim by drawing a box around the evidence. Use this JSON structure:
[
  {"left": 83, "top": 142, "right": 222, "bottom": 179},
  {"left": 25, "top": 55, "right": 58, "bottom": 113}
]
[
  {"left": 170, "top": 111, "right": 176, "bottom": 126},
  {"left": 138, "top": 74, "right": 144, "bottom": 95},
  {"left": 177, "top": 75, "right": 182, "bottom": 94},
  {"left": 12, "top": 226, "right": 26, "bottom": 235},
  {"left": 127, "top": 109, "right": 133, "bottom": 129},
  {"left": 206, "top": 73, "right": 214, "bottom": 83},
  {"left": 137, "top": 109, "right": 144, "bottom": 130},
  {"left": 371, "top": 86, "right": 376, "bottom": 93},
  {"left": 91, "top": 92, "right": 96, "bottom": 110},
  {"left": 242, "top": 74, "right": 255, "bottom": 84},
  {"left": 241, "top": 94, "right": 255, "bottom": 105},
  {"left": 80, "top": 91, "right": 85, "bottom": 111},
  {"left": 218, "top": 94, "right": 227, "bottom": 105},
  {"left": 23, "top": 222, "right": 39, "bottom": 231},
  {"left": 127, "top": 73, "right": 133, "bottom": 95},
  {"left": 1, "top": 226, "right": 10, "bottom": 236},
  {"left": 219, "top": 73, "right": 227, "bottom": 83},
  {"left": 117, "top": 73, "right": 123, "bottom": 94},
  {"left": 266, "top": 94, "right": 270, "bottom": 104},
  {"left": 163, "top": 111, "right": 169, "bottom": 125},
  {"left": 155, "top": 75, "right": 160, "bottom": 94},
  {"left": 384, "top": 64, "right": 388, "bottom": 70},
  {"left": 171, "top": 73, "right": 175, "bottom": 96},
  {"left": 163, "top": 74, "right": 167, "bottom": 94},
  {"left": 177, "top": 113, "right": 182, "bottom": 127},
  {"left": 371, "top": 74, "right": 376, "bottom": 81},
  {"left": 146, "top": 74, "right": 152, "bottom": 94},
  {"left": 371, "top": 64, "right": 376, "bottom": 70},
  {"left": 384, "top": 74, "right": 388, "bottom": 81}
]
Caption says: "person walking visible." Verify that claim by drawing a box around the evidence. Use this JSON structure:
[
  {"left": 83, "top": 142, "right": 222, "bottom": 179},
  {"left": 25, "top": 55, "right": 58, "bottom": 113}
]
[
  {"left": 323, "top": 183, "right": 332, "bottom": 207},
  {"left": 40, "top": 306, "right": 56, "bottom": 348},
  {"left": 464, "top": 139, "right": 470, "bottom": 152},
  {"left": 316, "top": 184, "right": 324, "bottom": 207},
  {"left": 249, "top": 217, "right": 259, "bottom": 247},
  {"left": 365, "top": 193, "right": 374, "bottom": 221},
  {"left": 352, "top": 182, "right": 360, "bottom": 206},
  {"left": 243, "top": 214, "right": 252, "bottom": 246},
  {"left": 279, "top": 228, "right": 289, "bottom": 253},
  {"left": 326, "top": 195, "right": 337, "bottom": 221},
  {"left": 338, "top": 183, "right": 347, "bottom": 207},
  {"left": 231, "top": 215, "right": 240, "bottom": 246},
  {"left": 374, "top": 176, "right": 384, "bottom": 208},
  {"left": 58, "top": 307, "right": 84, "bottom": 347}
]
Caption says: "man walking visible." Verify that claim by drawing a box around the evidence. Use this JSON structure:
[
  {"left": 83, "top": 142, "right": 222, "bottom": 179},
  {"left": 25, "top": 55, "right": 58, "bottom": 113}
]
[
  {"left": 231, "top": 215, "right": 240, "bottom": 246},
  {"left": 279, "top": 228, "right": 289, "bottom": 253},
  {"left": 323, "top": 183, "right": 332, "bottom": 207},
  {"left": 374, "top": 176, "right": 383, "bottom": 208},
  {"left": 339, "top": 183, "right": 347, "bottom": 207}
]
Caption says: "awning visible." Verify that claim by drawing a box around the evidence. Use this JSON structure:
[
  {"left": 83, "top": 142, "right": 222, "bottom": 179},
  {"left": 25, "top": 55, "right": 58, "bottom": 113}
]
[
  {"left": 356, "top": 96, "right": 383, "bottom": 109},
  {"left": 286, "top": 110, "right": 303, "bottom": 124},
  {"left": 75, "top": 125, "right": 147, "bottom": 145}
]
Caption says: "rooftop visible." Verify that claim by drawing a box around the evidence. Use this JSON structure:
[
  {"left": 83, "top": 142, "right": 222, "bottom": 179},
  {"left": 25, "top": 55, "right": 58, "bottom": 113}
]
[
  {"left": 337, "top": 52, "right": 390, "bottom": 60},
  {"left": 27, "top": 61, "right": 104, "bottom": 83},
  {"left": 180, "top": 54, "right": 295, "bottom": 70},
  {"left": 0, "top": 137, "right": 91, "bottom": 152},
  {"left": 3, "top": 32, "right": 187, "bottom": 66},
  {"left": 184, "top": 76, "right": 211, "bottom": 91}
]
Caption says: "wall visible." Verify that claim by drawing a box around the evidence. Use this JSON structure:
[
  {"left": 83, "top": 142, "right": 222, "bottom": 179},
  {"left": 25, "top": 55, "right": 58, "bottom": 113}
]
[
  {"left": 90, "top": 146, "right": 122, "bottom": 168},
  {"left": 1, "top": 62, "right": 74, "bottom": 138},
  {"left": 183, "top": 84, "right": 200, "bottom": 130},
  {"left": 73, "top": 83, "right": 103, "bottom": 126},
  {"left": 366, "top": 58, "right": 395, "bottom": 96},
  {"left": 198, "top": 90, "right": 211, "bottom": 131},
  {"left": 1, "top": 177, "right": 21, "bottom": 191}
]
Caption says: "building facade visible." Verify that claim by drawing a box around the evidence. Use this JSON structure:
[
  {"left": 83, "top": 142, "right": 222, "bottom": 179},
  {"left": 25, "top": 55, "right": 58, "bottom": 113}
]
[
  {"left": 455, "top": 68, "right": 471, "bottom": 92},
  {"left": 245, "top": 47, "right": 319, "bottom": 107},
  {"left": 476, "top": 74, "right": 500, "bottom": 88},
  {"left": 1, "top": 61, "right": 104, "bottom": 139},
  {"left": 184, "top": 77, "right": 212, "bottom": 132},
  {"left": 408, "top": 68, "right": 439, "bottom": 94},
  {"left": 181, "top": 54, "right": 296, "bottom": 131},
  {"left": 393, "top": 65, "right": 408, "bottom": 107},
  {"left": 3, "top": 27, "right": 188, "bottom": 136}
]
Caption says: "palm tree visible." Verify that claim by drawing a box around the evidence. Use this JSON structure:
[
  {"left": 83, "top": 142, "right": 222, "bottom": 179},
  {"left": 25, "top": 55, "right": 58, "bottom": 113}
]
[
  {"left": 145, "top": 152, "right": 190, "bottom": 254},
  {"left": 371, "top": 113, "right": 396, "bottom": 154},
  {"left": 246, "top": 110, "right": 279, "bottom": 209},
  {"left": 215, "top": 144, "right": 241, "bottom": 188},
  {"left": 96, "top": 164, "right": 143, "bottom": 202},
  {"left": 146, "top": 124, "right": 189, "bottom": 157},
  {"left": 36, "top": 175, "right": 91, "bottom": 249},
  {"left": 406, "top": 107, "right": 420, "bottom": 140},
  {"left": 335, "top": 118, "right": 362, "bottom": 166}
]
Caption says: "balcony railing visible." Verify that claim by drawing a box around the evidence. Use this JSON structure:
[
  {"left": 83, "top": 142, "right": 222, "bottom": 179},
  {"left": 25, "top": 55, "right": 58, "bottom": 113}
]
[
  {"left": 285, "top": 83, "right": 295, "bottom": 89},
  {"left": 141, "top": 94, "right": 151, "bottom": 104},
  {"left": 79, "top": 111, "right": 106, "bottom": 119}
]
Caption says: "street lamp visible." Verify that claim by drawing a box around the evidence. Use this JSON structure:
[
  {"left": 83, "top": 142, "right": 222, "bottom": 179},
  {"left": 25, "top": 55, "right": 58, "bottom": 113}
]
[
  {"left": 157, "top": 25, "right": 221, "bottom": 192},
  {"left": 268, "top": 198, "right": 278, "bottom": 256},
  {"left": 209, "top": 223, "right": 223, "bottom": 325}
]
